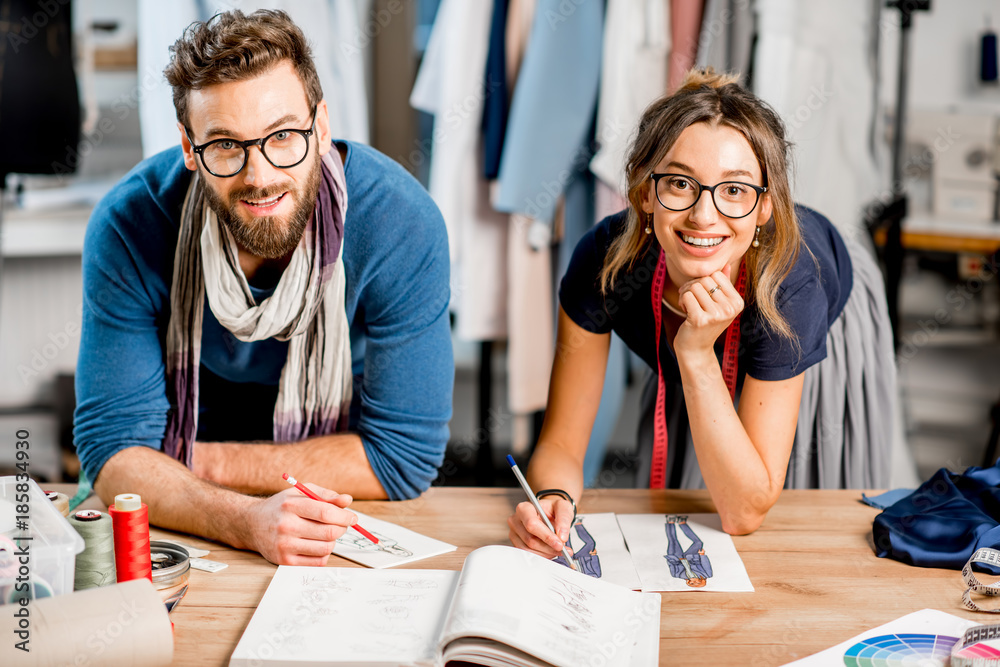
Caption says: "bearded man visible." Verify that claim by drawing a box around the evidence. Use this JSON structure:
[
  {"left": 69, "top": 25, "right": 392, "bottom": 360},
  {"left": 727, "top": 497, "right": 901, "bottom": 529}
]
[{"left": 74, "top": 9, "right": 452, "bottom": 565}]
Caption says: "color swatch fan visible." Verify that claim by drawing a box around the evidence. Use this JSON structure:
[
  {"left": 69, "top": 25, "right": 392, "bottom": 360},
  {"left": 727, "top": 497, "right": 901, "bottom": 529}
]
[
  {"left": 842, "top": 633, "right": 958, "bottom": 666},
  {"left": 781, "top": 609, "right": 980, "bottom": 666}
]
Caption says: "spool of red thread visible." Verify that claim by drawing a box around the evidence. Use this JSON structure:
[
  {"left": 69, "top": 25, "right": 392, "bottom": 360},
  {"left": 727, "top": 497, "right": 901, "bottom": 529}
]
[{"left": 108, "top": 493, "right": 152, "bottom": 583}]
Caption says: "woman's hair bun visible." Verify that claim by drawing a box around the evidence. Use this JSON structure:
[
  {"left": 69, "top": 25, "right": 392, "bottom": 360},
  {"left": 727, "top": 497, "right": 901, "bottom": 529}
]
[{"left": 676, "top": 67, "right": 741, "bottom": 93}]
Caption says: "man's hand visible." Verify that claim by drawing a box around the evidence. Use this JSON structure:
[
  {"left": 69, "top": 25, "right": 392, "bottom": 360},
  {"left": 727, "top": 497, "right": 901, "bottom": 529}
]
[{"left": 241, "top": 483, "right": 358, "bottom": 566}]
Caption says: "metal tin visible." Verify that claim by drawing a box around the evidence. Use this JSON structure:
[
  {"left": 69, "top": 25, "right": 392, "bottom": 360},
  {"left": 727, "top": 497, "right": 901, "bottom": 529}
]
[{"left": 150, "top": 540, "right": 190, "bottom": 590}]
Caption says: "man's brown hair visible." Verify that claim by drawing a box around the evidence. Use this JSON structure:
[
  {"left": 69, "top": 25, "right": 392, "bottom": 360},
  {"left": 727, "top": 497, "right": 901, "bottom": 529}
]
[{"left": 164, "top": 9, "right": 323, "bottom": 130}]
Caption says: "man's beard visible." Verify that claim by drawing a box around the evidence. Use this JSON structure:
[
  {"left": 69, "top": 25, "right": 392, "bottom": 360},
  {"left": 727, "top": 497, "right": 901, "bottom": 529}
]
[{"left": 202, "top": 161, "right": 321, "bottom": 259}]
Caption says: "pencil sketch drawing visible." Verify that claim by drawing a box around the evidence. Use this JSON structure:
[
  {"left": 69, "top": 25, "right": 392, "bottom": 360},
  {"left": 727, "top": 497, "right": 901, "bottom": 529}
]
[
  {"left": 336, "top": 531, "right": 414, "bottom": 557},
  {"left": 553, "top": 517, "right": 602, "bottom": 578},
  {"left": 665, "top": 515, "right": 713, "bottom": 588}
]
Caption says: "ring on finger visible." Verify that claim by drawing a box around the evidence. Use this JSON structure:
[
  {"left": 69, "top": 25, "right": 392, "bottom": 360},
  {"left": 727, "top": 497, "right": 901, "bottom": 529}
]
[{"left": 708, "top": 284, "right": 721, "bottom": 296}]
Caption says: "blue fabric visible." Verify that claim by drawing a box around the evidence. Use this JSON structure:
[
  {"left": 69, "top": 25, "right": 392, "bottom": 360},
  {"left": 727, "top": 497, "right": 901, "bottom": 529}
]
[
  {"left": 874, "top": 463, "right": 1000, "bottom": 571},
  {"left": 493, "top": 0, "right": 604, "bottom": 222},
  {"left": 861, "top": 488, "right": 914, "bottom": 510},
  {"left": 558, "top": 205, "right": 854, "bottom": 383},
  {"left": 481, "top": 0, "right": 509, "bottom": 179},
  {"left": 74, "top": 141, "right": 453, "bottom": 500}
]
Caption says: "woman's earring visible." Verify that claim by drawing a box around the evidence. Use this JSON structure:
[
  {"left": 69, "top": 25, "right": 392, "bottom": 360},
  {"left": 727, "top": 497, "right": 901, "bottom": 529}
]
[
  {"left": 644, "top": 213, "right": 652, "bottom": 235},
  {"left": 752, "top": 225, "right": 761, "bottom": 248}
]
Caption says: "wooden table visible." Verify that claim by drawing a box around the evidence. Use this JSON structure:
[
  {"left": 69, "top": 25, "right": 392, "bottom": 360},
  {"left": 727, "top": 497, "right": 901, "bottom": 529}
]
[
  {"left": 874, "top": 215, "right": 1000, "bottom": 256},
  {"left": 58, "top": 486, "right": 983, "bottom": 666}
]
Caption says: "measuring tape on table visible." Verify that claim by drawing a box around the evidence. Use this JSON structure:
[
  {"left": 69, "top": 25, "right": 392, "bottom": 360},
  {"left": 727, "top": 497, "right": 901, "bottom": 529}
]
[
  {"left": 950, "top": 549, "right": 1000, "bottom": 665},
  {"left": 952, "top": 623, "right": 1000, "bottom": 666},
  {"left": 962, "top": 548, "right": 1000, "bottom": 613}
]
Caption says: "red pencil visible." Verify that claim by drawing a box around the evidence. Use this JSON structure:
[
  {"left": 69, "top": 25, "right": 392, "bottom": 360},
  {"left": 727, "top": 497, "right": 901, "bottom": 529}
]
[{"left": 281, "top": 473, "right": 379, "bottom": 545}]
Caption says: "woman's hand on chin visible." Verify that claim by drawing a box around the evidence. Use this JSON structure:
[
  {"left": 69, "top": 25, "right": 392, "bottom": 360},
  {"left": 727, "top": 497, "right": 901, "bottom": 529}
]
[{"left": 674, "top": 265, "right": 744, "bottom": 356}]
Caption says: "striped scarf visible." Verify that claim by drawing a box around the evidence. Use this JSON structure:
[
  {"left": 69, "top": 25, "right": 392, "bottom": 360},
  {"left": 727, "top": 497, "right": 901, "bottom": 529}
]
[{"left": 164, "top": 150, "right": 352, "bottom": 467}]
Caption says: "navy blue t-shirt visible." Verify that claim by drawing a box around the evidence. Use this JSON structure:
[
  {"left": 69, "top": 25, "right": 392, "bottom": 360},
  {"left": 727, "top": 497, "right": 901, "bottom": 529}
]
[{"left": 559, "top": 205, "right": 853, "bottom": 383}]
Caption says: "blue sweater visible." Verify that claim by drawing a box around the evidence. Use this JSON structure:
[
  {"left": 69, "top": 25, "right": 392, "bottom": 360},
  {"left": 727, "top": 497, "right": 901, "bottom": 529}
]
[{"left": 73, "top": 142, "right": 453, "bottom": 500}]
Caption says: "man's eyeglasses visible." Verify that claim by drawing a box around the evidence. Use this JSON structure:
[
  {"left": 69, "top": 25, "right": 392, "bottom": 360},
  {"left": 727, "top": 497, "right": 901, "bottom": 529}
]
[
  {"left": 651, "top": 173, "right": 767, "bottom": 219},
  {"left": 185, "top": 106, "right": 317, "bottom": 178}
]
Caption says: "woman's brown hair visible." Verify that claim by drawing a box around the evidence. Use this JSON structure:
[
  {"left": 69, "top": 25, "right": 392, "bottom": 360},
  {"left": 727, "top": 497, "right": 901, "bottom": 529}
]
[
  {"left": 164, "top": 9, "right": 323, "bottom": 129},
  {"left": 600, "top": 68, "right": 802, "bottom": 341}
]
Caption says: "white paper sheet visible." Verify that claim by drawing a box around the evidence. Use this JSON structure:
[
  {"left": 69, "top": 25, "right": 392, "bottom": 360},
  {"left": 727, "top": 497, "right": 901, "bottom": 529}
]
[
  {"left": 615, "top": 513, "right": 754, "bottom": 592},
  {"left": 782, "top": 609, "right": 979, "bottom": 666},
  {"left": 229, "top": 568, "right": 459, "bottom": 667},
  {"left": 550, "top": 513, "right": 642, "bottom": 590},
  {"left": 332, "top": 511, "right": 457, "bottom": 568}
]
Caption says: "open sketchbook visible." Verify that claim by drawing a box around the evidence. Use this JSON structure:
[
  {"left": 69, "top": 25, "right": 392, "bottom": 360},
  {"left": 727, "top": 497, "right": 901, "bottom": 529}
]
[{"left": 229, "top": 545, "right": 661, "bottom": 667}]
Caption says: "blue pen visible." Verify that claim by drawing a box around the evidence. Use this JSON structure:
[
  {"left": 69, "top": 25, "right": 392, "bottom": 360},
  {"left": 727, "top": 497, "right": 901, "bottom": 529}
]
[{"left": 506, "top": 455, "right": 578, "bottom": 571}]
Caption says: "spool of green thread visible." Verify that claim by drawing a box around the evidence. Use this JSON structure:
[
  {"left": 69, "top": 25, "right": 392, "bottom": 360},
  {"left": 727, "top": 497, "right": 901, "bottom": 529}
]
[{"left": 69, "top": 510, "right": 117, "bottom": 590}]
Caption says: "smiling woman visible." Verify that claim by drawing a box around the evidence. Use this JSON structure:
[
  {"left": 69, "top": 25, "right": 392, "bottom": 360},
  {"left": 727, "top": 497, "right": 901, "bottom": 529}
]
[{"left": 507, "top": 69, "right": 904, "bottom": 555}]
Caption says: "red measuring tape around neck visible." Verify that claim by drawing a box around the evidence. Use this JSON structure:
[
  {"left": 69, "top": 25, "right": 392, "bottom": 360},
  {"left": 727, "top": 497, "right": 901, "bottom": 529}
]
[{"left": 648, "top": 251, "right": 747, "bottom": 489}]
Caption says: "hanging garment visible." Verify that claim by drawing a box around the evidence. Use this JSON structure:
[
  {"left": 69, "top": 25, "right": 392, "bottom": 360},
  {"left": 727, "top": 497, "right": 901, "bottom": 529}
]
[
  {"left": 498, "top": 0, "right": 603, "bottom": 414},
  {"left": 695, "top": 0, "right": 756, "bottom": 80},
  {"left": 668, "top": 0, "right": 706, "bottom": 90},
  {"left": 505, "top": 0, "right": 538, "bottom": 86},
  {"left": 501, "top": 0, "right": 544, "bottom": 422},
  {"left": 507, "top": 213, "right": 555, "bottom": 414},
  {"left": 411, "top": 0, "right": 509, "bottom": 342},
  {"left": 590, "top": 0, "right": 671, "bottom": 196},
  {"left": 493, "top": 0, "right": 604, "bottom": 234},
  {"left": 482, "top": 0, "right": 510, "bottom": 179},
  {"left": 137, "top": 0, "right": 371, "bottom": 158},
  {"left": 752, "top": 0, "right": 883, "bottom": 238}
]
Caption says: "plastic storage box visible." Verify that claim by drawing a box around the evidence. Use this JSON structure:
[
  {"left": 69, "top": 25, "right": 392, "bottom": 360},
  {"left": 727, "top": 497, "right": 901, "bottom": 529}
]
[{"left": 0, "top": 476, "right": 84, "bottom": 602}]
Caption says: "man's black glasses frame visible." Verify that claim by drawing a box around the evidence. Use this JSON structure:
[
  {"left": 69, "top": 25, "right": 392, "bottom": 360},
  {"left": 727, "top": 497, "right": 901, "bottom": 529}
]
[{"left": 185, "top": 105, "right": 318, "bottom": 178}]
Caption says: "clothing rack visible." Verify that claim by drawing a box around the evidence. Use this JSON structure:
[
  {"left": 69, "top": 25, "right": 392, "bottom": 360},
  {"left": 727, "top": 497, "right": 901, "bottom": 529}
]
[
  {"left": 866, "top": 0, "right": 931, "bottom": 348},
  {"left": 473, "top": 340, "right": 544, "bottom": 486},
  {"left": 475, "top": 341, "right": 496, "bottom": 486}
]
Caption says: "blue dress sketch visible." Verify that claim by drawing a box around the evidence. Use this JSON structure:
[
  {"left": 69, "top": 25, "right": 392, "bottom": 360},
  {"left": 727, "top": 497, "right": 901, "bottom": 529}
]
[
  {"left": 554, "top": 518, "right": 602, "bottom": 578},
  {"left": 665, "top": 515, "right": 712, "bottom": 588}
]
